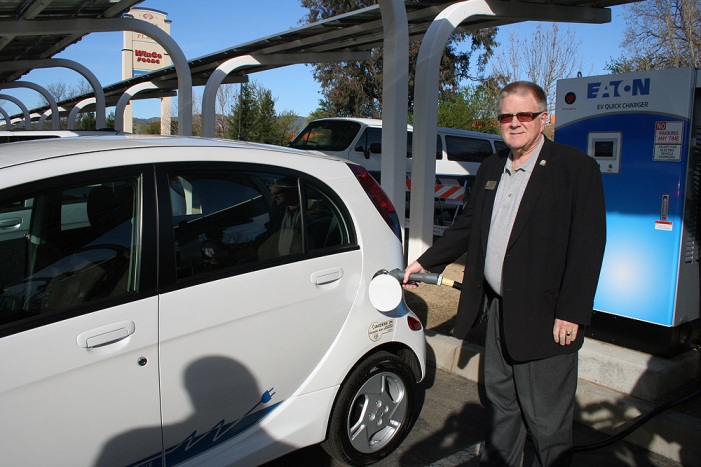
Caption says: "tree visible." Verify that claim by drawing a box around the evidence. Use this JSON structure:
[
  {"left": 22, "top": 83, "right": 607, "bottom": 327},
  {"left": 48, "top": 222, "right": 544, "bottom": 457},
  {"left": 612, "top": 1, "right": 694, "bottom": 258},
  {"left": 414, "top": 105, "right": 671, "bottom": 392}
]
[
  {"left": 215, "top": 84, "right": 236, "bottom": 137},
  {"left": 605, "top": 55, "right": 657, "bottom": 75},
  {"left": 227, "top": 82, "right": 258, "bottom": 141},
  {"left": 488, "top": 23, "right": 589, "bottom": 115},
  {"left": 41, "top": 80, "right": 94, "bottom": 129},
  {"left": 36, "top": 82, "right": 71, "bottom": 129},
  {"left": 300, "top": 0, "right": 497, "bottom": 118},
  {"left": 248, "top": 87, "right": 277, "bottom": 143},
  {"left": 607, "top": 0, "right": 701, "bottom": 72},
  {"left": 105, "top": 111, "right": 115, "bottom": 130},
  {"left": 306, "top": 100, "right": 334, "bottom": 122},
  {"left": 44, "top": 82, "right": 70, "bottom": 103},
  {"left": 75, "top": 112, "right": 96, "bottom": 130},
  {"left": 437, "top": 83, "right": 501, "bottom": 135},
  {"left": 145, "top": 120, "right": 161, "bottom": 134},
  {"left": 226, "top": 81, "right": 300, "bottom": 146},
  {"left": 275, "top": 110, "right": 302, "bottom": 145}
]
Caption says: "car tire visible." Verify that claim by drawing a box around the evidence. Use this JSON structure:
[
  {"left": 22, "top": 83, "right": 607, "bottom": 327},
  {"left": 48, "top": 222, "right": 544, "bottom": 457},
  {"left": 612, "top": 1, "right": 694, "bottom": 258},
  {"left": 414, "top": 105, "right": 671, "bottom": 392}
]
[{"left": 322, "top": 351, "right": 417, "bottom": 465}]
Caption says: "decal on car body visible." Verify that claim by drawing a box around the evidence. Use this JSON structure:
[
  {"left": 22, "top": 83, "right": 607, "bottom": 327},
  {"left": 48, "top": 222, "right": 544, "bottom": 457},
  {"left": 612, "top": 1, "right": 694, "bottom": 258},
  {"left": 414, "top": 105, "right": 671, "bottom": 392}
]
[{"left": 368, "top": 319, "right": 394, "bottom": 341}]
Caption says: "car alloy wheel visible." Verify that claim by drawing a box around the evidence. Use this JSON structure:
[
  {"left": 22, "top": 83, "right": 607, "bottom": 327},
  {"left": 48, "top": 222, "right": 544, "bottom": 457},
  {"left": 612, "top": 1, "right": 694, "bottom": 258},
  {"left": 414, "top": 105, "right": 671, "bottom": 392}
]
[{"left": 323, "top": 351, "right": 416, "bottom": 465}]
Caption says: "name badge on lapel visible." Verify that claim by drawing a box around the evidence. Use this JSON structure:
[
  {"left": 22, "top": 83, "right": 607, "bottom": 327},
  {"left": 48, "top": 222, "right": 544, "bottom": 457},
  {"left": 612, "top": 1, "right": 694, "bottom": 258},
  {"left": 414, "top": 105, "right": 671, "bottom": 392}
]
[{"left": 485, "top": 180, "right": 497, "bottom": 190}]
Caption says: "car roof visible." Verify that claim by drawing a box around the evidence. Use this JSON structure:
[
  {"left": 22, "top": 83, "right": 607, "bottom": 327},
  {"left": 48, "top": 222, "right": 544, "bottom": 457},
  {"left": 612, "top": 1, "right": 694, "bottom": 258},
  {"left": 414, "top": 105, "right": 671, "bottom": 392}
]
[
  {"left": 312, "top": 117, "right": 384, "bottom": 127},
  {"left": 0, "top": 135, "right": 333, "bottom": 170},
  {"left": 436, "top": 126, "right": 503, "bottom": 139},
  {"left": 0, "top": 129, "right": 123, "bottom": 136}
]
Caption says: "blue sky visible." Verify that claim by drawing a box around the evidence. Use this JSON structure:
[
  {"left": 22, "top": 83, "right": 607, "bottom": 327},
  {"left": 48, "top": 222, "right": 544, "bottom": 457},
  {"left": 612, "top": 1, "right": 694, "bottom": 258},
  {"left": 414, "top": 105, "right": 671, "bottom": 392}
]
[{"left": 8, "top": 1, "right": 628, "bottom": 119}]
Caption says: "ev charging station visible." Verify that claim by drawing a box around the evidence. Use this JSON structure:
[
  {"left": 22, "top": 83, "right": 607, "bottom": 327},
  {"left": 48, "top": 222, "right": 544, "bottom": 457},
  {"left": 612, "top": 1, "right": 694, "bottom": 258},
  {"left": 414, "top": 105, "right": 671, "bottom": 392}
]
[{"left": 555, "top": 68, "right": 700, "bottom": 354}]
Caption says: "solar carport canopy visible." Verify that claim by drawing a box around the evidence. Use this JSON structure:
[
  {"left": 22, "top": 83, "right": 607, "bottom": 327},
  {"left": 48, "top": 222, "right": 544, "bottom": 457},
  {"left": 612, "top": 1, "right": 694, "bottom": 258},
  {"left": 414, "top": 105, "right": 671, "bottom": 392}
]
[
  {"left": 0, "top": 0, "right": 641, "bottom": 260},
  {"left": 1, "top": 0, "right": 637, "bottom": 116}
]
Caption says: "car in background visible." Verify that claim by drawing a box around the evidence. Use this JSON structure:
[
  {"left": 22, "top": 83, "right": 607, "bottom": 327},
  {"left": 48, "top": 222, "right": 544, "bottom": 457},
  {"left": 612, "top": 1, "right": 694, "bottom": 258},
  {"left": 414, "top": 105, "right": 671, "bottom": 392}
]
[
  {"left": 289, "top": 118, "right": 507, "bottom": 233},
  {"left": 289, "top": 117, "right": 506, "bottom": 181},
  {"left": 0, "top": 136, "right": 425, "bottom": 466}
]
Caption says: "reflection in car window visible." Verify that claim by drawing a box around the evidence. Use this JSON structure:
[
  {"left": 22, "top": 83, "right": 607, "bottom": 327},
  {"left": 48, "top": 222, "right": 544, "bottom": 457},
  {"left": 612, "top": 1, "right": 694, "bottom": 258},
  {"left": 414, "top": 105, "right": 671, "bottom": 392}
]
[
  {"left": 304, "top": 184, "right": 352, "bottom": 250},
  {"left": 169, "top": 169, "right": 354, "bottom": 281},
  {"left": 0, "top": 175, "right": 141, "bottom": 329}
]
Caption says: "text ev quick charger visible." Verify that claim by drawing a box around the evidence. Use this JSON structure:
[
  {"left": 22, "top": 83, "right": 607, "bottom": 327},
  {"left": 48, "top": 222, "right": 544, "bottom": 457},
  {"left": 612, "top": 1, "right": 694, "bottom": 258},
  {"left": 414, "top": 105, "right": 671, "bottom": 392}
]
[{"left": 555, "top": 68, "right": 700, "bottom": 327}]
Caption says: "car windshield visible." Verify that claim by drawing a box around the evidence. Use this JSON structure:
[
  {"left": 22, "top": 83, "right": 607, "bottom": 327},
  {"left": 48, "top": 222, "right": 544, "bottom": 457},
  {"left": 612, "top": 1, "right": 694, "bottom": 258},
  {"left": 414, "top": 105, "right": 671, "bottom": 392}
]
[{"left": 289, "top": 120, "right": 361, "bottom": 151}]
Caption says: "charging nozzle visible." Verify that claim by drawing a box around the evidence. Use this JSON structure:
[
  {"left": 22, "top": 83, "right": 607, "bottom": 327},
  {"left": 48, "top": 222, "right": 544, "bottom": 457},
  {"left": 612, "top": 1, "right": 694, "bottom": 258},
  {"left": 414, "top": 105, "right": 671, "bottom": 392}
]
[
  {"left": 387, "top": 268, "right": 461, "bottom": 290},
  {"left": 387, "top": 268, "right": 442, "bottom": 285}
]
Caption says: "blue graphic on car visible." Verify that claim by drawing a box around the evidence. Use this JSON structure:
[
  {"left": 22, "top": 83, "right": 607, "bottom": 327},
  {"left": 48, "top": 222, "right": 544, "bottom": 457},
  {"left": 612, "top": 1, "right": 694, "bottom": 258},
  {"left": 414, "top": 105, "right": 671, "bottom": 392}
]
[{"left": 130, "top": 388, "right": 280, "bottom": 466}]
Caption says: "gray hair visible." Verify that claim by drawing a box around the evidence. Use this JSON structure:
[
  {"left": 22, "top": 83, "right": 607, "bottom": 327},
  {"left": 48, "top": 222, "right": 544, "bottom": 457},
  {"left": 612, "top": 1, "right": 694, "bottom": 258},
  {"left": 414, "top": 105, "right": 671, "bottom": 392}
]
[{"left": 497, "top": 81, "right": 547, "bottom": 113}]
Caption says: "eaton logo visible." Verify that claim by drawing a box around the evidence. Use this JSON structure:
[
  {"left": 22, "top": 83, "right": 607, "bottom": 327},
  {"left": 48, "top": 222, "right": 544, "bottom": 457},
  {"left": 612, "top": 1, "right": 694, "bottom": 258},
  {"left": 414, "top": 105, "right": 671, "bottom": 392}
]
[{"left": 587, "top": 78, "right": 650, "bottom": 99}]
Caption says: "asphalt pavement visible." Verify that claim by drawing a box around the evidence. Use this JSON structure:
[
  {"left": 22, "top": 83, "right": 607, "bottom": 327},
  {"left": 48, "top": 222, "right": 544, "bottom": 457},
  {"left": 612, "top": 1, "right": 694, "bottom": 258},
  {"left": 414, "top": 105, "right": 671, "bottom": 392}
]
[{"left": 266, "top": 367, "right": 685, "bottom": 466}]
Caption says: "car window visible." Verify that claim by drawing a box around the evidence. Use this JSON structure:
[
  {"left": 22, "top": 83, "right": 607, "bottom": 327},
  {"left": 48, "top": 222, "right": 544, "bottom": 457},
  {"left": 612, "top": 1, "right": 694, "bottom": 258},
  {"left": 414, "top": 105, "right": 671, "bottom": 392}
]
[
  {"left": 304, "top": 183, "right": 353, "bottom": 250},
  {"left": 355, "top": 129, "right": 441, "bottom": 159},
  {"left": 169, "top": 169, "right": 354, "bottom": 282},
  {"left": 445, "top": 135, "right": 495, "bottom": 163},
  {"left": 289, "top": 120, "right": 361, "bottom": 151},
  {"left": 354, "top": 127, "right": 382, "bottom": 154},
  {"left": 435, "top": 134, "right": 443, "bottom": 160},
  {"left": 494, "top": 140, "right": 509, "bottom": 153},
  {"left": 0, "top": 175, "right": 142, "bottom": 330}
]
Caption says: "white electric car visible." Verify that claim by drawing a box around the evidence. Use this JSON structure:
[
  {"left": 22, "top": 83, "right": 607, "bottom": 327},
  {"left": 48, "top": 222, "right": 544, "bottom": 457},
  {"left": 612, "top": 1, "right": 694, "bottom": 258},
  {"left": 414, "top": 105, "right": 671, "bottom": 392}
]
[{"left": 0, "top": 136, "right": 426, "bottom": 466}]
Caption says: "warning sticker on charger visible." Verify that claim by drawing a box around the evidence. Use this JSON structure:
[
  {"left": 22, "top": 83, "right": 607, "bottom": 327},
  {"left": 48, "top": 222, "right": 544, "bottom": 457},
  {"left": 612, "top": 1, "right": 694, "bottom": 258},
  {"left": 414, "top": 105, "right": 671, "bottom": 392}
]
[
  {"left": 655, "top": 220, "right": 673, "bottom": 231},
  {"left": 369, "top": 320, "right": 394, "bottom": 341},
  {"left": 654, "top": 121, "right": 683, "bottom": 161}
]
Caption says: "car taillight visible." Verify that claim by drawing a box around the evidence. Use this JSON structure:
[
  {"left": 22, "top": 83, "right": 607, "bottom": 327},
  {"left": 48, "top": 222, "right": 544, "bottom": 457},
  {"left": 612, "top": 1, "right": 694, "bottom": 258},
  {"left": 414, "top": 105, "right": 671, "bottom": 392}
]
[
  {"left": 348, "top": 164, "right": 402, "bottom": 241},
  {"left": 407, "top": 315, "right": 423, "bottom": 331}
]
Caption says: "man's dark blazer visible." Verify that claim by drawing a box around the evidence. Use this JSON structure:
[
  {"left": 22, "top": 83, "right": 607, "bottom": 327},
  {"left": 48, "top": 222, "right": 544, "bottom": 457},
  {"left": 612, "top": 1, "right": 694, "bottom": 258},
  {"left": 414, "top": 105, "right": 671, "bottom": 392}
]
[{"left": 418, "top": 136, "right": 606, "bottom": 362}]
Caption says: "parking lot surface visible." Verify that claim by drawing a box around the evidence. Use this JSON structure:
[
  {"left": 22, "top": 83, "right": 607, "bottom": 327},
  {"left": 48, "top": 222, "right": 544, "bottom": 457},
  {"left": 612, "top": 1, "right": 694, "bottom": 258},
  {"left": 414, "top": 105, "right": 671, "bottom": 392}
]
[{"left": 266, "top": 367, "right": 685, "bottom": 466}]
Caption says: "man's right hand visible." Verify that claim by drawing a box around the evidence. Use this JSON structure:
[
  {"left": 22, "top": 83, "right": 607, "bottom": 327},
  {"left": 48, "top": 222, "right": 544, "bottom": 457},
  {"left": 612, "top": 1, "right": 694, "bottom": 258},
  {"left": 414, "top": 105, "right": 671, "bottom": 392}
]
[{"left": 402, "top": 261, "right": 426, "bottom": 289}]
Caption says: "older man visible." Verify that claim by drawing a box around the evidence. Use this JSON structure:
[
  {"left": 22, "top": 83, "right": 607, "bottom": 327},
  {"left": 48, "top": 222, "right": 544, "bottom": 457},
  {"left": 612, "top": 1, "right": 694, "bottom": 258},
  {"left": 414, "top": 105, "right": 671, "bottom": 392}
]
[{"left": 404, "top": 81, "right": 606, "bottom": 466}]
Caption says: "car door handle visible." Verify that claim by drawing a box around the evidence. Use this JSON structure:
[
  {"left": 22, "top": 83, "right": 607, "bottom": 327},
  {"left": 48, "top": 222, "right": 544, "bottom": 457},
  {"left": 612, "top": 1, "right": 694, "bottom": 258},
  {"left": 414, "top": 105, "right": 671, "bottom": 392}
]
[
  {"left": 0, "top": 217, "right": 22, "bottom": 229},
  {"left": 77, "top": 320, "right": 136, "bottom": 348},
  {"left": 311, "top": 267, "right": 344, "bottom": 285}
]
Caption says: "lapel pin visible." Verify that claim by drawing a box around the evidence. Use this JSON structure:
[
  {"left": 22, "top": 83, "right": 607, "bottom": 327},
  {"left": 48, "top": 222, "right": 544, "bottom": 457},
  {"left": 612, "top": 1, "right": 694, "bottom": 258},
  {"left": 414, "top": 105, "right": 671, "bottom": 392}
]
[
  {"left": 539, "top": 160, "right": 547, "bottom": 167},
  {"left": 485, "top": 180, "right": 497, "bottom": 190}
]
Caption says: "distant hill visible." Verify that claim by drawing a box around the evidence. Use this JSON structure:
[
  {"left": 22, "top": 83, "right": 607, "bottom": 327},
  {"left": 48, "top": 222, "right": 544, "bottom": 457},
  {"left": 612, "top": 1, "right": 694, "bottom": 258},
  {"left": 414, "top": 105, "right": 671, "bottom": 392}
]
[{"left": 132, "top": 117, "right": 160, "bottom": 134}]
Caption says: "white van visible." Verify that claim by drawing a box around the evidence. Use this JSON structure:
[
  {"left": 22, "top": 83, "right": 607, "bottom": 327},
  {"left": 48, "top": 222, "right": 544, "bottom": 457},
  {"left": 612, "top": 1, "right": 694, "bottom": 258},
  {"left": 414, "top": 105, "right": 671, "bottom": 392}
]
[
  {"left": 289, "top": 118, "right": 506, "bottom": 230},
  {"left": 290, "top": 117, "right": 506, "bottom": 179}
]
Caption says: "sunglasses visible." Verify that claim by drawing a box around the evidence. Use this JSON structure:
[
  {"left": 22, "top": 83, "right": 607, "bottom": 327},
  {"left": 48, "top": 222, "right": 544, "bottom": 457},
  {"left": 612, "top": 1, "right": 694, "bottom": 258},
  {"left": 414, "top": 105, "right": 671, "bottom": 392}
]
[{"left": 497, "top": 111, "right": 545, "bottom": 124}]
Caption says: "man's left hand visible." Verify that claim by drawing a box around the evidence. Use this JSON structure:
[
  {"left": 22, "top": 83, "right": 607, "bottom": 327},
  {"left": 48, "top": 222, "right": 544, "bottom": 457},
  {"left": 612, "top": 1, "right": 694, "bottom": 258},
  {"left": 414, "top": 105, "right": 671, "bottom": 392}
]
[{"left": 553, "top": 319, "right": 579, "bottom": 345}]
